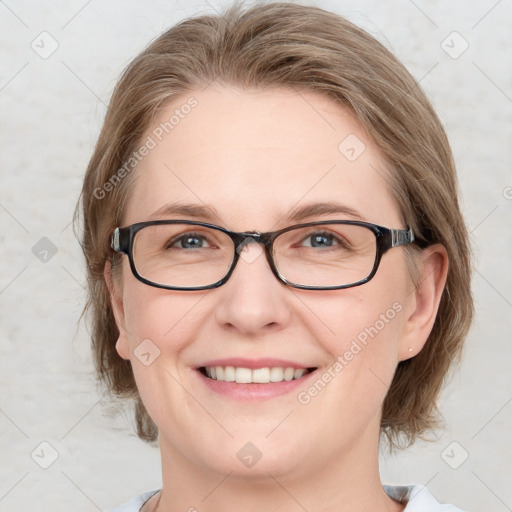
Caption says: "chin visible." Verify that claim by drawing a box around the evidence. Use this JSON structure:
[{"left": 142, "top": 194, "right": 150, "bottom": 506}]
[{"left": 194, "top": 434, "right": 308, "bottom": 480}]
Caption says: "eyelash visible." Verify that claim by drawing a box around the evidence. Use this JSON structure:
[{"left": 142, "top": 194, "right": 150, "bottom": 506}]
[
  {"left": 166, "top": 232, "right": 217, "bottom": 249},
  {"left": 298, "top": 230, "right": 347, "bottom": 249}
]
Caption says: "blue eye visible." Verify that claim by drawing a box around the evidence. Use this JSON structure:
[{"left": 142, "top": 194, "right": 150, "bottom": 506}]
[
  {"left": 167, "top": 233, "right": 211, "bottom": 250},
  {"left": 300, "top": 231, "right": 345, "bottom": 249}
]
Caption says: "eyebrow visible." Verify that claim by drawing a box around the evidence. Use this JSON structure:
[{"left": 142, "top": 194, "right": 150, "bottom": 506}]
[
  {"left": 149, "top": 202, "right": 220, "bottom": 220},
  {"left": 282, "top": 202, "right": 365, "bottom": 223},
  {"left": 148, "top": 201, "right": 365, "bottom": 224}
]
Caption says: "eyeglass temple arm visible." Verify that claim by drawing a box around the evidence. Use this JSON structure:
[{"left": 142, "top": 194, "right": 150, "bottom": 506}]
[
  {"left": 111, "top": 227, "right": 126, "bottom": 253},
  {"left": 390, "top": 228, "right": 415, "bottom": 247}
]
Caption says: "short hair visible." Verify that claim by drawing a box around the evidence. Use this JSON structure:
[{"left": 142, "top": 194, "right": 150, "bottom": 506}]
[{"left": 77, "top": 1, "right": 473, "bottom": 450}]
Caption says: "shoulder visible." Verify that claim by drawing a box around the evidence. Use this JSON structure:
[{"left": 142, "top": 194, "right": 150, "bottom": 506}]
[
  {"left": 109, "top": 486, "right": 465, "bottom": 512},
  {"left": 384, "top": 484, "right": 466, "bottom": 511},
  {"left": 107, "top": 490, "right": 159, "bottom": 512}
]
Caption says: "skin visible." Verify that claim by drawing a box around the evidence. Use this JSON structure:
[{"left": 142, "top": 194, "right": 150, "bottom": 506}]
[{"left": 105, "top": 85, "right": 448, "bottom": 512}]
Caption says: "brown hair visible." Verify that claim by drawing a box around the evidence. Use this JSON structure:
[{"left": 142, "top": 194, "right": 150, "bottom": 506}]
[{"left": 77, "top": 1, "right": 473, "bottom": 449}]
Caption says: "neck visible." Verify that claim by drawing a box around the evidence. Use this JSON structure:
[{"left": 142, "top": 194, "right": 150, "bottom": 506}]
[{"left": 154, "top": 416, "right": 404, "bottom": 512}]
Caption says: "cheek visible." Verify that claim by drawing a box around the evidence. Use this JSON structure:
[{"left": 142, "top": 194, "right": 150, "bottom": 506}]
[
  {"left": 300, "top": 267, "right": 407, "bottom": 399},
  {"left": 120, "top": 283, "right": 210, "bottom": 423},
  {"left": 121, "top": 267, "right": 207, "bottom": 348},
  {"left": 284, "top": 292, "right": 406, "bottom": 457},
  {"left": 306, "top": 287, "right": 404, "bottom": 356}
]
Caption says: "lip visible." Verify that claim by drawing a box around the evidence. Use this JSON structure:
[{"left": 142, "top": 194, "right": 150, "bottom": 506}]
[
  {"left": 196, "top": 357, "right": 312, "bottom": 370},
  {"left": 193, "top": 358, "right": 318, "bottom": 401}
]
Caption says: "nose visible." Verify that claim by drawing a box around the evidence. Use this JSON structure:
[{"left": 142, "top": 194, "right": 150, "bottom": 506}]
[{"left": 214, "top": 242, "right": 291, "bottom": 335}]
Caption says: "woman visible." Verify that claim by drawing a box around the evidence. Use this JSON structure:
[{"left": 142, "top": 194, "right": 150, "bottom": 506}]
[{"left": 78, "top": 2, "right": 473, "bottom": 510}]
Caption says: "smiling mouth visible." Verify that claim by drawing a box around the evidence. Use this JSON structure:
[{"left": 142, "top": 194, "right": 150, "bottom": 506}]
[{"left": 199, "top": 366, "right": 317, "bottom": 384}]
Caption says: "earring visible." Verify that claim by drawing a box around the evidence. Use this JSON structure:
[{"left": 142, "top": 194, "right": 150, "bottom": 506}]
[{"left": 408, "top": 348, "right": 413, "bottom": 352}]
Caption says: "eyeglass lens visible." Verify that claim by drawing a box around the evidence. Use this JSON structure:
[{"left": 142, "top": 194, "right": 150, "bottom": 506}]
[{"left": 132, "top": 223, "right": 377, "bottom": 289}]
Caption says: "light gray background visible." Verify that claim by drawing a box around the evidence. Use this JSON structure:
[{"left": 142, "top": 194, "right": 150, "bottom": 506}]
[{"left": 1, "top": 1, "right": 511, "bottom": 511}]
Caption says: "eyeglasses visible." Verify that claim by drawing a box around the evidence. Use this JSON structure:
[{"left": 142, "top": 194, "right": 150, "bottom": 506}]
[{"left": 110, "top": 220, "right": 414, "bottom": 291}]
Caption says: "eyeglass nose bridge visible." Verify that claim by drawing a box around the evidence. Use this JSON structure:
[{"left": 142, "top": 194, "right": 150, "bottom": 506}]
[
  {"left": 228, "top": 230, "right": 283, "bottom": 283},
  {"left": 232, "top": 230, "right": 277, "bottom": 254},
  {"left": 235, "top": 231, "right": 262, "bottom": 249}
]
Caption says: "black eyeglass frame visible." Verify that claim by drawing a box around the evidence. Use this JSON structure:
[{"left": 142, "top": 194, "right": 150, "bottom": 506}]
[{"left": 111, "top": 220, "right": 415, "bottom": 291}]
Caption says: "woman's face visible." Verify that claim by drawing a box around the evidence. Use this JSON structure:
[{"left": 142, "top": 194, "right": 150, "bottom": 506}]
[{"left": 111, "top": 85, "right": 418, "bottom": 478}]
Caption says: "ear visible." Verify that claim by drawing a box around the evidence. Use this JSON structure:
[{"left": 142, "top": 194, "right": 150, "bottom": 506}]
[
  {"left": 398, "top": 244, "right": 449, "bottom": 361},
  {"left": 104, "top": 260, "right": 131, "bottom": 360}
]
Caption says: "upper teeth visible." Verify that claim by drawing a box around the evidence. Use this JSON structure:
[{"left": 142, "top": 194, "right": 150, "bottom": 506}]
[{"left": 204, "top": 366, "right": 308, "bottom": 383}]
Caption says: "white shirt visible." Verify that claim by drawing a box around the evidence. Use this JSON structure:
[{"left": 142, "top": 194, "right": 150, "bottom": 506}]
[{"left": 108, "top": 485, "right": 466, "bottom": 511}]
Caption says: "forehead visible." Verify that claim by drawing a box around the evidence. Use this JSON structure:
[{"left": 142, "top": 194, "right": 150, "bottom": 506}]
[{"left": 123, "top": 85, "right": 402, "bottom": 230}]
